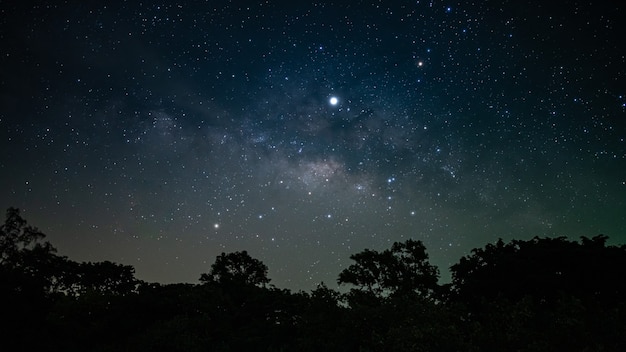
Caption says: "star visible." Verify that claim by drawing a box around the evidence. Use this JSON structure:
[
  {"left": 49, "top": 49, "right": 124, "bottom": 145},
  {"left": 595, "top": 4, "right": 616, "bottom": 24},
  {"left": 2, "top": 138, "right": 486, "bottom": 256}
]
[{"left": 329, "top": 96, "right": 339, "bottom": 106}]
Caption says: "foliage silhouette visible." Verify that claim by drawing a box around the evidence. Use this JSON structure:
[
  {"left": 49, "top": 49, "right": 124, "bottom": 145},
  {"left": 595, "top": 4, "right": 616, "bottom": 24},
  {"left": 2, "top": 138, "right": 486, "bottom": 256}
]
[
  {"left": 200, "top": 250, "right": 270, "bottom": 287},
  {"left": 450, "top": 235, "right": 626, "bottom": 305},
  {"left": 3, "top": 207, "right": 626, "bottom": 351},
  {"left": 449, "top": 235, "right": 626, "bottom": 352},
  {"left": 0, "top": 207, "right": 62, "bottom": 350},
  {"left": 338, "top": 239, "right": 439, "bottom": 298}
]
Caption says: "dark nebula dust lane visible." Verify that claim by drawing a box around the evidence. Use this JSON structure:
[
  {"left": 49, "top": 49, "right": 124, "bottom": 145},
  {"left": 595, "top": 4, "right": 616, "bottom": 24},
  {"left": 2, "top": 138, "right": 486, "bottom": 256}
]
[{"left": 1, "top": 0, "right": 624, "bottom": 289}]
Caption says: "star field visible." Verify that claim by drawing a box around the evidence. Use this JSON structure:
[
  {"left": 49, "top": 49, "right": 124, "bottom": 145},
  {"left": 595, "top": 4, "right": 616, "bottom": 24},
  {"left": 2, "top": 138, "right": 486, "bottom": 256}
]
[{"left": 1, "top": 0, "right": 625, "bottom": 289}]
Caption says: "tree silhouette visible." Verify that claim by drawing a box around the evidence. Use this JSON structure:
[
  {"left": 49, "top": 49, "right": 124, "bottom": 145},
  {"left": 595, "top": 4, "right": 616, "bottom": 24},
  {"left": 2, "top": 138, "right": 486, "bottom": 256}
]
[
  {"left": 67, "top": 260, "right": 140, "bottom": 296},
  {"left": 449, "top": 235, "right": 626, "bottom": 352},
  {"left": 1, "top": 207, "right": 52, "bottom": 265},
  {"left": 0, "top": 207, "right": 66, "bottom": 295},
  {"left": 4, "top": 205, "right": 626, "bottom": 351},
  {"left": 450, "top": 235, "right": 626, "bottom": 305},
  {"left": 199, "top": 250, "right": 270, "bottom": 287},
  {"left": 338, "top": 239, "right": 439, "bottom": 298},
  {"left": 0, "top": 207, "right": 62, "bottom": 349},
  {"left": 336, "top": 239, "right": 450, "bottom": 351}
]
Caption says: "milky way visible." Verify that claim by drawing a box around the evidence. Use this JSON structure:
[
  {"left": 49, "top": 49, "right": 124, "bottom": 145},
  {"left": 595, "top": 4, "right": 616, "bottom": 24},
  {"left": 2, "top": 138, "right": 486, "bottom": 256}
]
[{"left": 1, "top": 0, "right": 625, "bottom": 289}]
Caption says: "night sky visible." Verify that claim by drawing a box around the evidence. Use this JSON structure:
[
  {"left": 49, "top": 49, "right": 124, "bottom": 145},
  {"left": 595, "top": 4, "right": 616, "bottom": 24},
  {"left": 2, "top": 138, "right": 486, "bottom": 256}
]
[{"left": 1, "top": 0, "right": 625, "bottom": 290}]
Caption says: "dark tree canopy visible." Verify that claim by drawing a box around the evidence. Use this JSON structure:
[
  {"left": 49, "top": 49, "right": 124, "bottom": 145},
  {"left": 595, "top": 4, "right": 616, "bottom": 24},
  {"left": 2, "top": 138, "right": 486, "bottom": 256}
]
[
  {"left": 0, "top": 207, "right": 51, "bottom": 266},
  {"left": 450, "top": 235, "right": 626, "bottom": 305},
  {"left": 446, "top": 235, "right": 626, "bottom": 352},
  {"left": 1, "top": 208, "right": 139, "bottom": 297},
  {"left": 60, "top": 260, "right": 140, "bottom": 296},
  {"left": 0, "top": 207, "right": 62, "bottom": 294},
  {"left": 200, "top": 250, "right": 270, "bottom": 287},
  {"left": 338, "top": 239, "right": 439, "bottom": 298},
  {"left": 3, "top": 207, "right": 626, "bottom": 352}
]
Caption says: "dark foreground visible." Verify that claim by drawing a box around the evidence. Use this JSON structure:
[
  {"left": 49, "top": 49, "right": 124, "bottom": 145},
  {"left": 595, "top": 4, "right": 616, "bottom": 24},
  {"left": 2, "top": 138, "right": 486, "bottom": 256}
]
[{"left": 2, "top": 207, "right": 625, "bottom": 351}]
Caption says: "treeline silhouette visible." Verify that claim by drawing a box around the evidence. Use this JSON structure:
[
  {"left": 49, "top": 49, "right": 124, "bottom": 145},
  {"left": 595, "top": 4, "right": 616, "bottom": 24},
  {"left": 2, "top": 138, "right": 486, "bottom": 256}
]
[{"left": 2, "top": 207, "right": 626, "bottom": 351}]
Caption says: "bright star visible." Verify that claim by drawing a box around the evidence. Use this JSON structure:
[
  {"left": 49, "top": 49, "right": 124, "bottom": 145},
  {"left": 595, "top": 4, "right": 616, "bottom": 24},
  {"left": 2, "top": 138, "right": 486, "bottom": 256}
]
[{"left": 329, "top": 96, "right": 338, "bottom": 105}]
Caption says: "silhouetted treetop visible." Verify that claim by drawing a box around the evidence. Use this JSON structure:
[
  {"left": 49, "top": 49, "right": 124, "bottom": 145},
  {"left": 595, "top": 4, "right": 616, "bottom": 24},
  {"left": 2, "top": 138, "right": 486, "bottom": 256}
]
[
  {"left": 2, "top": 206, "right": 626, "bottom": 351},
  {"left": 450, "top": 235, "right": 626, "bottom": 305},
  {"left": 200, "top": 250, "right": 270, "bottom": 287},
  {"left": 338, "top": 239, "right": 439, "bottom": 298},
  {"left": 63, "top": 261, "right": 140, "bottom": 296},
  {"left": 1, "top": 207, "right": 52, "bottom": 267}
]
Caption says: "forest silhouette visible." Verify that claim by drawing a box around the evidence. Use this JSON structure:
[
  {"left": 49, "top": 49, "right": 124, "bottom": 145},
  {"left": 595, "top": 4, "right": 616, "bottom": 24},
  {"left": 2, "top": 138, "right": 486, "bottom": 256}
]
[{"left": 2, "top": 207, "right": 625, "bottom": 351}]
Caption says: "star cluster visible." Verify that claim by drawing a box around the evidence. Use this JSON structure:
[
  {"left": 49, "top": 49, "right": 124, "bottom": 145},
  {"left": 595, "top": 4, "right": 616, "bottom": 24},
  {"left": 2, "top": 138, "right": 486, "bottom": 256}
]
[{"left": 1, "top": 0, "right": 625, "bottom": 289}]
